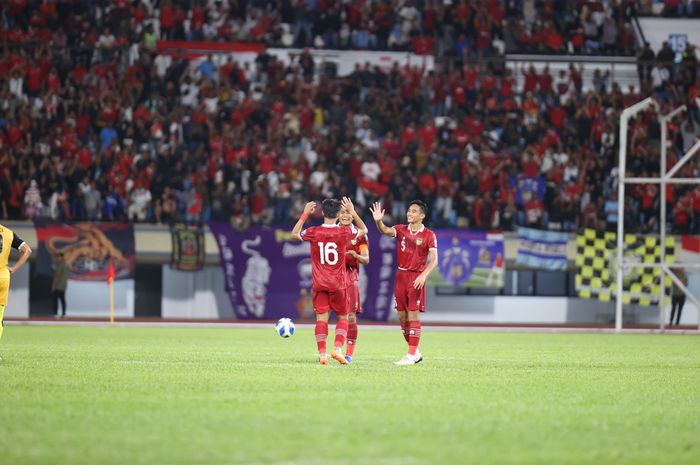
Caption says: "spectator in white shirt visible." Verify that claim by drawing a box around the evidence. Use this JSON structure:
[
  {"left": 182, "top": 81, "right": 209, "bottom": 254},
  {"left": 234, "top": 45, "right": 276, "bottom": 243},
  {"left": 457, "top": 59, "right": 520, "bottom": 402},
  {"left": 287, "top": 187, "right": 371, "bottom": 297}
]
[
  {"left": 361, "top": 154, "right": 381, "bottom": 181},
  {"left": 128, "top": 186, "right": 152, "bottom": 222},
  {"left": 651, "top": 62, "right": 670, "bottom": 90}
]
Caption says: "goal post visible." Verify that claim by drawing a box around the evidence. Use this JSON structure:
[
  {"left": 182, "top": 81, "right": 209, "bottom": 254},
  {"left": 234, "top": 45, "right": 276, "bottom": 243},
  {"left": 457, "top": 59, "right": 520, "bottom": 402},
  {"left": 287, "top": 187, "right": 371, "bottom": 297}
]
[{"left": 616, "top": 98, "right": 700, "bottom": 332}]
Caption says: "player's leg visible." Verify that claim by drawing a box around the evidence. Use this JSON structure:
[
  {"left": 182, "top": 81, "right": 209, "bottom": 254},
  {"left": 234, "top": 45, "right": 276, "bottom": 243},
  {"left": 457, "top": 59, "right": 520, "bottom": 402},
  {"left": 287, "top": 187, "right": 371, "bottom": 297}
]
[
  {"left": 394, "top": 277, "right": 425, "bottom": 365},
  {"left": 345, "top": 282, "right": 360, "bottom": 362},
  {"left": 392, "top": 310, "right": 412, "bottom": 365},
  {"left": 395, "top": 270, "right": 410, "bottom": 343},
  {"left": 406, "top": 310, "right": 422, "bottom": 361},
  {"left": 313, "top": 290, "right": 331, "bottom": 364},
  {"left": 0, "top": 304, "right": 4, "bottom": 361},
  {"left": 345, "top": 312, "right": 358, "bottom": 362},
  {"left": 0, "top": 276, "right": 7, "bottom": 356},
  {"left": 407, "top": 282, "right": 427, "bottom": 363},
  {"left": 316, "top": 311, "right": 330, "bottom": 364},
  {"left": 0, "top": 304, "right": 5, "bottom": 342},
  {"left": 398, "top": 310, "right": 409, "bottom": 342},
  {"left": 329, "top": 289, "right": 349, "bottom": 365},
  {"left": 394, "top": 310, "right": 422, "bottom": 366}
]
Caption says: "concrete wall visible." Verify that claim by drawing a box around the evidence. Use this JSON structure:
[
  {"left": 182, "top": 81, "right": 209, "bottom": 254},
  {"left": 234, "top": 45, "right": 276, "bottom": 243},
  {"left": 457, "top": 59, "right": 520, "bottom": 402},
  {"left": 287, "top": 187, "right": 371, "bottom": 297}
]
[
  {"left": 161, "top": 266, "right": 233, "bottom": 320},
  {"left": 637, "top": 18, "right": 700, "bottom": 55},
  {"left": 155, "top": 266, "right": 699, "bottom": 326},
  {"left": 64, "top": 280, "right": 136, "bottom": 318},
  {"left": 6, "top": 218, "right": 696, "bottom": 326},
  {"left": 6, "top": 265, "right": 29, "bottom": 318},
  {"left": 421, "top": 288, "right": 699, "bottom": 326},
  {"left": 8, "top": 260, "right": 697, "bottom": 326}
]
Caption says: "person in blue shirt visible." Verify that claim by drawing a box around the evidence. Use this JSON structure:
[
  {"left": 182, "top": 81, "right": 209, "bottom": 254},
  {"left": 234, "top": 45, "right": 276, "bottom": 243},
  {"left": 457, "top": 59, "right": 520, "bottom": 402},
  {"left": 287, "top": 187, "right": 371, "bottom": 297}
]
[
  {"left": 604, "top": 193, "right": 619, "bottom": 230},
  {"left": 99, "top": 126, "right": 117, "bottom": 149}
]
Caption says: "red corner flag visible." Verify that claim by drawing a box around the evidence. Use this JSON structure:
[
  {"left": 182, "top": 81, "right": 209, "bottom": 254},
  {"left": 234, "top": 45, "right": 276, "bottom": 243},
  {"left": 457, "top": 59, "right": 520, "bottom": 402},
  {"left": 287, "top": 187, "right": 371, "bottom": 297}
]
[
  {"left": 107, "top": 258, "right": 115, "bottom": 285},
  {"left": 107, "top": 258, "right": 115, "bottom": 323}
]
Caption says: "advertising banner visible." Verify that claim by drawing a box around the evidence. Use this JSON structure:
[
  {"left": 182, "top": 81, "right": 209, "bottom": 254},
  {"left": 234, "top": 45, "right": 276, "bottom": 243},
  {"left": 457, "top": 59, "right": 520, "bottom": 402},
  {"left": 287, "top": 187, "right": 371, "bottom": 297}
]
[
  {"left": 208, "top": 223, "right": 396, "bottom": 321},
  {"left": 428, "top": 230, "right": 505, "bottom": 289},
  {"left": 34, "top": 221, "right": 135, "bottom": 281},
  {"left": 575, "top": 229, "right": 675, "bottom": 306},
  {"left": 170, "top": 225, "right": 205, "bottom": 272},
  {"left": 516, "top": 227, "right": 568, "bottom": 270}
]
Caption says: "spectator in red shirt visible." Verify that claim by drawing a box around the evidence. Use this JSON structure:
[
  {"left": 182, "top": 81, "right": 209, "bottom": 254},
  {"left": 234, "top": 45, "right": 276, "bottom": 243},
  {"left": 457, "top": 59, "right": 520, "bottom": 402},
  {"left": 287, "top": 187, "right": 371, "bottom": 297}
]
[
  {"left": 525, "top": 193, "right": 545, "bottom": 228},
  {"left": 417, "top": 170, "right": 437, "bottom": 199}
]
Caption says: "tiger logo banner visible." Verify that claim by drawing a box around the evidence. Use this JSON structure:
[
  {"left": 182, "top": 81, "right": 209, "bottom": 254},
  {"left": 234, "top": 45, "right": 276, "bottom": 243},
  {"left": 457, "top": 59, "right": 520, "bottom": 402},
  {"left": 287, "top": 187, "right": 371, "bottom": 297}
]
[
  {"left": 34, "top": 221, "right": 136, "bottom": 281},
  {"left": 575, "top": 229, "right": 675, "bottom": 306}
]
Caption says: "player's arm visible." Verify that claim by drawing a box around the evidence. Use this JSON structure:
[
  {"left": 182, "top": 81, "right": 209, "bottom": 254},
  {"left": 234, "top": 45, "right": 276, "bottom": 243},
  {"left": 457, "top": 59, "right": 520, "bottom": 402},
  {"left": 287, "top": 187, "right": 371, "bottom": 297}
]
[
  {"left": 413, "top": 248, "right": 438, "bottom": 290},
  {"left": 9, "top": 233, "right": 32, "bottom": 275},
  {"left": 369, "top": 201, "right": 396, "bottom": 237},
  {"left": 291, "top": 201, "right": 316, "bottom": 240},
  {"left": 341, "top": 197, "right": 368, "bottom": 238},
  {"left": 348, "top": 243, "right": 370, "bottom": 265}
]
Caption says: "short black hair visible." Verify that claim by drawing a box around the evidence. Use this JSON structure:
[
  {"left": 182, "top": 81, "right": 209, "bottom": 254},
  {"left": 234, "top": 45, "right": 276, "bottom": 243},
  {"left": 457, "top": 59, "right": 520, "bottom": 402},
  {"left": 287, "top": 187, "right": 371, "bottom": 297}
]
[
  {"left": 408, "top": 200, "right": 428, "bottom": 216},
  {"left": 322, "top": 198, "right": 342, "bottom": 219}
]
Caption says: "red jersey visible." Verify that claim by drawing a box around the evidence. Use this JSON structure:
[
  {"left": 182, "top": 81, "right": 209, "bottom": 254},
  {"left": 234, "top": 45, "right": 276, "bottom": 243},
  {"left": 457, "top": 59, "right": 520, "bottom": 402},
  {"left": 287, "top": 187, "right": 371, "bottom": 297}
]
[
  {"left": 392, "top": 224, "right": 437, "bottom": 272},
  {"left": 300, "top": 224, "right": 359, "bottom": 291},
  {"left": 345, "top": 234, "right": 369, "bottom": 281}
]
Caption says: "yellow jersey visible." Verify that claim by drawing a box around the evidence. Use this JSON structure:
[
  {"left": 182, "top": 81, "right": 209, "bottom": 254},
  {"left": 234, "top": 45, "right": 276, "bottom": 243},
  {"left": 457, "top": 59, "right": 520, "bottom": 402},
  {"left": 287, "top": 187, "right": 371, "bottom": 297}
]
[{"left": 0, "top": 224, "right": 25, "bottom": 305}]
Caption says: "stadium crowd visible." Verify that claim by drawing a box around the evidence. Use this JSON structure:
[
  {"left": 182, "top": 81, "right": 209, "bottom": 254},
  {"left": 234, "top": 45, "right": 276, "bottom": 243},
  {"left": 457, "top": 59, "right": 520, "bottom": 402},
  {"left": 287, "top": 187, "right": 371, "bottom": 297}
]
[
  {"left": 0, "top": 1, "right": 699, "bottom": 234},
  {"left": 0, "top": 0, "right": 644, "bottom": 56}
]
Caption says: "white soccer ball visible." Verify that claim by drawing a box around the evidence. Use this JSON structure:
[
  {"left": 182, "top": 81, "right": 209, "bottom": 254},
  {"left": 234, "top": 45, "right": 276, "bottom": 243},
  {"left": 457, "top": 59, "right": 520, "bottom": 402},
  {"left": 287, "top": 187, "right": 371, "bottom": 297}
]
[{"left": 276, "top": 318, "right": 295, "bottom": 338}]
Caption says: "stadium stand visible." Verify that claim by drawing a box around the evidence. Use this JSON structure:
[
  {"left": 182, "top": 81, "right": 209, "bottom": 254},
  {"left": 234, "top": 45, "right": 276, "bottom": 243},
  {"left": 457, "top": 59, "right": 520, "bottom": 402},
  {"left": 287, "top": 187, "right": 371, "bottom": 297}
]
[{"left": 0, "top": 1, "right": 698, "bottom": 234}]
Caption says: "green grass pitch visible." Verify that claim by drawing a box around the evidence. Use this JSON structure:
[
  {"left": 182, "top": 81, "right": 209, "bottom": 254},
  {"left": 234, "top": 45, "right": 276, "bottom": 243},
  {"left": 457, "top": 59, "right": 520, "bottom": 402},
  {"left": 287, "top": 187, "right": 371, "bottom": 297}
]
[{"left": 1, "top": 325, "right": 699, "bottom": 465}]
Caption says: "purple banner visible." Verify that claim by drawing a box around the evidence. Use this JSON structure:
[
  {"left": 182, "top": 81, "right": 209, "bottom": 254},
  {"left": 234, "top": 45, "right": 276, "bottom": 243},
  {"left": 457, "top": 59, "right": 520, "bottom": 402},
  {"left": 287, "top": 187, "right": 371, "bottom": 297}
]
[
  {"left": 427, "top": 230, "right": 505, "bottom": 288},
  {"left": 207, "top": 222, "right": 396, "bottom": 321}
]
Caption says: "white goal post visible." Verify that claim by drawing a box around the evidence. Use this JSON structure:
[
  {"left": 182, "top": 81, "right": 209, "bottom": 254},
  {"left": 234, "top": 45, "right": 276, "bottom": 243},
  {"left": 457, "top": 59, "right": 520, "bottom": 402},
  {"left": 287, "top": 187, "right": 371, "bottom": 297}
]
[{"left": 615, "top": 97, "right": 700, "bottom": 332}]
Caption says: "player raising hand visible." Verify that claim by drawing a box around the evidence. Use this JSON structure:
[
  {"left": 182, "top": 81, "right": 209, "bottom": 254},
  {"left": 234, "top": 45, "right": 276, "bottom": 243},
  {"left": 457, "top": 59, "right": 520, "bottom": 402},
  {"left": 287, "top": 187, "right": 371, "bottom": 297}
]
[
  {"left": 370, "top": 200, "right": 438, "bottom": 366},
  {"left": 338, "top": 203, "right": 369, "bottom": 364},
  {"left": 292, "top": 197, "right": 367, "bottom": 365}
]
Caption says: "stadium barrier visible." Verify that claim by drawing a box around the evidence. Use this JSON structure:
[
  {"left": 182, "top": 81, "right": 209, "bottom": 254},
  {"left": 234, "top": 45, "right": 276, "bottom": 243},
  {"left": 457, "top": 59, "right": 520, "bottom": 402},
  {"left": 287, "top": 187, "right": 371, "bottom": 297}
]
[{"left": 4, "top": 222, "right": 698, "bottom": 326}]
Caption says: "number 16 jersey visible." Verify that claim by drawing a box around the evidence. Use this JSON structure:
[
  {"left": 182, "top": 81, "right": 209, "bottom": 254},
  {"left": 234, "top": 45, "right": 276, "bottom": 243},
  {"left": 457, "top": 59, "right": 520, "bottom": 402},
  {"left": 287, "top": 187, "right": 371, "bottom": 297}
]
[{"left": 300, "top": 224, "right": 359, "bottom": 291}]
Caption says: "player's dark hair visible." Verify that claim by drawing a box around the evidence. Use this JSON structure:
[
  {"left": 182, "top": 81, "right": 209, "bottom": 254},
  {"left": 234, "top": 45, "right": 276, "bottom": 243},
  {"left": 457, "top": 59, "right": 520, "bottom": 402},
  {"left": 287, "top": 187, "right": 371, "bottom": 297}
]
[
  {"left": 322, "top": 198, "right": 342, "bottom": 219},
  {"left": 408, "top": 200, "right": 428, "bottom": 216}
]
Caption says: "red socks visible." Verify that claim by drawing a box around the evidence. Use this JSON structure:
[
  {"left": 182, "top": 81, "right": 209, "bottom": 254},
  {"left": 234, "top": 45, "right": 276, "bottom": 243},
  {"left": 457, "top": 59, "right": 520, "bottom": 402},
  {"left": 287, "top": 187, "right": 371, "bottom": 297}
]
[
  {"left": 407, "top": 321, "right": 421, "bottom": 356},
  {"left": 401, "top": 321, "right": 410, "bottom": 343},
  {"left": 334, "top": 319, "right": 349, "bottom": 350},
  {"left": 346, "top": 322, "right": 358, "bottom": 357},
  {"left": 315, "top": 321, "right": 328, "bottom": 355}
]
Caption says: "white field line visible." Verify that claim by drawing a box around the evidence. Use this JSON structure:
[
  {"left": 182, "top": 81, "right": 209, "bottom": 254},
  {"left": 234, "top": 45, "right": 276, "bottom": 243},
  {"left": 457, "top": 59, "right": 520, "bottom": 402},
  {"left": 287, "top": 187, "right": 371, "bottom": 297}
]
[
  {"left": 4, "top": 319, "right": 699, "bottom": 335},
  {"left": 237, "top": 458, "right": 418, "bottom": 465}
]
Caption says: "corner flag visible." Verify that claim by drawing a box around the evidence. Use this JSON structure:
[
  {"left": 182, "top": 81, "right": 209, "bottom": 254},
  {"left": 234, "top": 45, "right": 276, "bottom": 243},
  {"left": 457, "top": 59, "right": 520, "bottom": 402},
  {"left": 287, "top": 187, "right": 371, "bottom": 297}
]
[{"left": 107, "top": 258, "right": 115, "bottom": 323}]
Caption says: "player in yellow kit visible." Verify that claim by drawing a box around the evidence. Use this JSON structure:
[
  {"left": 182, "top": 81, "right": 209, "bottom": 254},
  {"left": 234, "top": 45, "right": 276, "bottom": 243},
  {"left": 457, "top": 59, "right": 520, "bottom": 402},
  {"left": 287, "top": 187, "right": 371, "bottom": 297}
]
[{"left": 0, "top": 224, "right": 33, "bottom": 358}]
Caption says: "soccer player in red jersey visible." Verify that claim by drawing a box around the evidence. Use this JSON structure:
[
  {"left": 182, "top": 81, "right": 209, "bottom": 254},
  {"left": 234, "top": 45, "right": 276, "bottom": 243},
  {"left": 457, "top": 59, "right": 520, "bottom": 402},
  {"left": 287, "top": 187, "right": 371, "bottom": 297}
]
[
  {"left": 370, "top": 200, "right": 438, "bottom": 365},
  {"left": 338, "top": 204, "right": 369, "bottom": 364},
  {"left": 292, "top": 197, "right": 368, "bottom": 365}
]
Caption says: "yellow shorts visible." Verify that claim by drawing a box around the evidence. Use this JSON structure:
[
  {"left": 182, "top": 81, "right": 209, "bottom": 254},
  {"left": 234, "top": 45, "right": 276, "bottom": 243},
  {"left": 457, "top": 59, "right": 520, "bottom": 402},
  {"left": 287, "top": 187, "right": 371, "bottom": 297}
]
[{"left": 0, "top": 276, "right": 9, "bottom": 306}]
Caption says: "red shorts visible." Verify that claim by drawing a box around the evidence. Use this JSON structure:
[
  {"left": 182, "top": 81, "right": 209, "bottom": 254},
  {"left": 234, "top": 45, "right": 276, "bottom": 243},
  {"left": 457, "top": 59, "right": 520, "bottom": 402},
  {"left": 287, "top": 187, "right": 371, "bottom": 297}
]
[
  {"left": 312, "top": 288, "right": 348, "bottom": 315},
  {"left": 346, "top": 280, "right": 362, "bottom": 315},
  {"left": 394, "top": 269, "right": 426, "bottom": 312}
]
